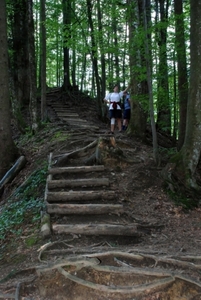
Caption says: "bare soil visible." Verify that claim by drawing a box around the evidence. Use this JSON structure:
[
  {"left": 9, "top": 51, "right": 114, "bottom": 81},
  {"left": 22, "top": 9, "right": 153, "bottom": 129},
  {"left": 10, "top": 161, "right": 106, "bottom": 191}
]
[{"left": 0, "top": 91, "right": 201, "bottom": 299}]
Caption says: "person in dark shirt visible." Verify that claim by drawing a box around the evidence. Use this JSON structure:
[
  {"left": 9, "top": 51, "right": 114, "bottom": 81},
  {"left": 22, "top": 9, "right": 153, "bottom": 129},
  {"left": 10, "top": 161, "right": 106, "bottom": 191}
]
[{"left": 122, "top": 91, "right": 131, "bottom": 131}]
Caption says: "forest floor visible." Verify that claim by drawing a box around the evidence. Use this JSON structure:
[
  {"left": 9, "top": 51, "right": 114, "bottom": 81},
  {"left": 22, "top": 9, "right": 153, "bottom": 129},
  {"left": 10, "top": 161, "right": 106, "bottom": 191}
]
[{"left": 0, "top": 90, "right": 201, "bottom": 299}]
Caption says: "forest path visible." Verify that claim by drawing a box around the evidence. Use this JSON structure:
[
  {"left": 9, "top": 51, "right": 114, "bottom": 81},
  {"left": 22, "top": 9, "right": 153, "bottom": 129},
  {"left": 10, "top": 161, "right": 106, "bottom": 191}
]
[
  {"left": 35, "top": 97, "right": 201, "bottom": 299},
  {"left": 1, "top": 91, "right": 201, "bottom": 299},
  {"left": 43, "top": 98, "right": 143, "bottom": 244}
]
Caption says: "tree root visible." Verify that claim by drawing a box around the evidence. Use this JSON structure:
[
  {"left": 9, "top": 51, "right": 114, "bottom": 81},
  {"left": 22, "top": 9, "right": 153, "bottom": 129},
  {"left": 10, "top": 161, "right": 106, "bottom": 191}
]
[
  {"left": 57, "top": 266, "right": 175, "bottom": 294},
  {"left": 37, "top": 237, "right": 77, "bottom": 262},
  {"left": 36, "top": 256, "right": 100, "bottom": 275},
  {"left": 1, "top": 250, "right": 201, "bottom": 298}
]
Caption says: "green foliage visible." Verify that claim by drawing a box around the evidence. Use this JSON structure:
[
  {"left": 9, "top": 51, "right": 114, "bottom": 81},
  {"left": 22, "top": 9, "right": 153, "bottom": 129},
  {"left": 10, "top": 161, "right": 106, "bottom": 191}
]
[
  {"left": 50, "top": 131, "right": 70, "bottom": 142},
  {"left": 0, "top": 165, "right": 47, "bottom": 240}
]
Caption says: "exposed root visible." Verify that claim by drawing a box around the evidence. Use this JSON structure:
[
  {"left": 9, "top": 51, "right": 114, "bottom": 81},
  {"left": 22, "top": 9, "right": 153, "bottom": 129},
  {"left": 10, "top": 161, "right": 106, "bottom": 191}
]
[
  {"left": 57, "top": 266, "right": 175, "bottom": 295},
  {"left": 36, "top": 256, "right": 100, "bottom": 275},
  {"left": 1, "top": 250, "right": 201, "bottom": 299},
  {"left": 37, "top": 237, "right": 77, "bottom": 262}
]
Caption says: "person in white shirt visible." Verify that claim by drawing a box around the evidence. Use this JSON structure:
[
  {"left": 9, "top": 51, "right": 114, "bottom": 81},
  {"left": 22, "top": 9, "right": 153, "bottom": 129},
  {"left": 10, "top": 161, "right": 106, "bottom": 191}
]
[{"left": 103, "top": 84, "right": 129, "bottom": 134}]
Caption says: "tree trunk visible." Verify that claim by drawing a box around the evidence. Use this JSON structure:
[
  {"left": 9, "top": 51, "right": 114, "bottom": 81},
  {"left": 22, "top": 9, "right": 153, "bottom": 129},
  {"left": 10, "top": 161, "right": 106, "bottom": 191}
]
[
  {"left": 142, "top": 0, "right": 159, "bottom": 165},
  {"left": 156, "top": 0, "right": 171, "bottom": 134},
  {"left": 86, "top": 0, "right": 101, "bottom": 114},
  {"left": 40, "top": 0, "right": 47, "bottom": 121},
  {"left": 162, "top": 0, "right": 201, "bottom": 205},
  {"left": 128, "top": 0, "right": 149, "bottom": 139},
  {"left": 27, "top": 0, "right": 38, "bottom": 133},
  {"left": 12, "top": 0, "right": 30, "bottom": 106},
  {"left": 174, "top": 0, "right": 188, "bottom": 150},
  {"left": 62, "top": 0, "right": 71, "bottom": 90},
  {"left": 181, "top": 0, "right": 201, "bottom": 186},
  {"left": 0, "top": 0, "right": 18, "bottom": 179}
]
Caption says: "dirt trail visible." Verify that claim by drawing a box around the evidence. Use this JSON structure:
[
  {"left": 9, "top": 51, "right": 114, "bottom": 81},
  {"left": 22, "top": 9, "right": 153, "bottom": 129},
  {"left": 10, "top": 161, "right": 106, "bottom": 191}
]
[{"left": 0, "top": 92, "right": 201, "bottom": 299}]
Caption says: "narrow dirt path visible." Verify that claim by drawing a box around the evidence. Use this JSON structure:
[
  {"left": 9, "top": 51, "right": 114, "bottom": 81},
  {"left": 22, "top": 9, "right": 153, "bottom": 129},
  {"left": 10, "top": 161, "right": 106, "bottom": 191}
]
[{"left": 1, "top": 94, "right": 201, "bottom": 299}]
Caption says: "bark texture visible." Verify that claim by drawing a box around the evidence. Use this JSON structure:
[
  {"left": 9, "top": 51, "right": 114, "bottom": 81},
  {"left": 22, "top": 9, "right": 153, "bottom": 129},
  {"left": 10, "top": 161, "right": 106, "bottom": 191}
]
[{"left": 0, "top": 0, "right": 18, "bottom": 179}]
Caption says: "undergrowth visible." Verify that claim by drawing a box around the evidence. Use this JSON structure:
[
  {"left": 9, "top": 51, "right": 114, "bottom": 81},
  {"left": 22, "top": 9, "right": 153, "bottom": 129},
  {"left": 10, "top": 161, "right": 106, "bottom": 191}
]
[{"left": 0, "top": 163, "right": 48, "bottom": 240}]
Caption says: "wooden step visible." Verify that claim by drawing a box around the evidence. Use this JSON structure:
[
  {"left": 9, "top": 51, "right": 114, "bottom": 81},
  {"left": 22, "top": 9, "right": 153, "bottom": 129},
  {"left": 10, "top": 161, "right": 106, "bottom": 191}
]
[
  {"left": 47, "top": 178, "right": 109, "bottom": 189},
  {"left": 65, "top": 123, "right": 99, "bottom": 130},
  {"left": 52, "top": 223, "right": 140, "bottom": 236},
  {"left": 47, "top": 203, "right": 123, "bottom": 214},
  {"left": 62, "top": 118, "right": 87, "bottom": 123},
  {"left": 46, "top": 190, "right": 115, "bottom": 202},
  {"left": 49, "top": 165, "right": 105, "bottom": 175},
  {"left": 57, "top": 113, "right": 79, "bottom": 117}
]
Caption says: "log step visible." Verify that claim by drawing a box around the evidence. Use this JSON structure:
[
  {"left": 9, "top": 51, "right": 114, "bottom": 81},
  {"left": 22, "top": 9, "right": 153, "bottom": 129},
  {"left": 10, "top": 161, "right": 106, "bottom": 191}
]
[
  {"left": 47, "top": 178, "right": 109, "bottom": 189},
  {"left": 65, "top": 123, "right": 99, "bottom": 130},
  {"left": 62, "top": 118, "right": 87, "bottom": 123},
  {"left": 46, "top": 190, "right": 115, "bottom": 202},
  {"left": 49, "top": 165, "right": 105, "bottom": 175},
  {"left": 47, "top": 203, "right": 123, "bottom": 215},
  {"left": 57, "top": 113, "right": 79, "bottom": 117},
  {"left": 52, "top": 223, "right": 140, "bottom": 236}
]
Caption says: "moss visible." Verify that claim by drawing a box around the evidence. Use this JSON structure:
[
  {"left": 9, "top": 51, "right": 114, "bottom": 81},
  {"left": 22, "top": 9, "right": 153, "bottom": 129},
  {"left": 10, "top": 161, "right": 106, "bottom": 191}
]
[
  {"left": 41, "top": 213, "right": 50, "bottom": 226},
  {"left": 25, "top": 235, "right": 39, "bottom": 247}
]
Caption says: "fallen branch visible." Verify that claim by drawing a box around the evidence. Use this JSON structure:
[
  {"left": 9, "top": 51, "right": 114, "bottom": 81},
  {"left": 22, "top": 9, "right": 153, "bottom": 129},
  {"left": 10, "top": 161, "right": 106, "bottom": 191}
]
[
  {"left": 0, "top": 156, "right": 27, "bottom": 195},
  {"left": 54, "top": 139, "right": 98, "bottom": 166}
]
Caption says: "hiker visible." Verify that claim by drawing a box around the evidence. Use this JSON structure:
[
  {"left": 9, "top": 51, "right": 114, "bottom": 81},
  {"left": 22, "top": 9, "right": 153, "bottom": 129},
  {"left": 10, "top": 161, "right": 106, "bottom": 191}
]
[
  {"left": 103, "top": 84, "right": 129, "bottom": 134},
  {"left": 122, "top": 91, "right": 131, "bottom": 131}
]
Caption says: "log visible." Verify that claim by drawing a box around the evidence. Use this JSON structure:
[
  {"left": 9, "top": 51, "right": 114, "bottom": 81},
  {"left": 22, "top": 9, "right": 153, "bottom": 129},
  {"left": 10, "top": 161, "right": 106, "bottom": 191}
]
[
  {"left": 46, "top": 190, "right": 115, "bottom": 202},
  {"left": 65, "top": 123, "right": 99, "bottom": 130},
  {"left": 47, "top": 203, "right": 124, "bottom": 214},
  {"left": 54, "top": 140, "right": 98, "bottom": 166},
  {"left": 49, "top": 165, "right": 105, "bottom": 175},
  {"left": 47, "top": 178, "right": 109, "bottom": 189},
  {"left": 62, "top": 118, "right": 87, "bottom": 123},
  {"left": 0, "top": 156, "right": 27, "bottom": 194},
  {"left": 52, "top": 223, "right": 140, "bottom": 236},
  {"left": 56, "top": 113, "right": 79, "bottom": 117}
]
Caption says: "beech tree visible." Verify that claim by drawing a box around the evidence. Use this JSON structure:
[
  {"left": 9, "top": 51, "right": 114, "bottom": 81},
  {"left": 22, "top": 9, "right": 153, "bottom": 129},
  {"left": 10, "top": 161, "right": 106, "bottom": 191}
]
[{"left": 0, "top": 0, "right": 18, "bottom": 179}]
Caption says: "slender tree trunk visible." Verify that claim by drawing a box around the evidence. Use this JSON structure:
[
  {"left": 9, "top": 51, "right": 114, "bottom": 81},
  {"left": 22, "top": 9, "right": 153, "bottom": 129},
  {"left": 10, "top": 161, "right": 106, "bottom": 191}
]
[
  {"left": 142, "top": 0, "right": 159, "bottom": 165},
  {"left": 86, "top": 0, "right": 101, "bottom": 114},
  {"left": 97, "top": 0, "right": 106, "bottom": 100},
  {"left": 27, "top": 0, "right": 38, "bottom": 133},
  {"left": 156, "top": 0, "right": 171, "bottom": 133},
  {"left": 174, "top": 0, "right": 188, "bottom": 150},
  {"left": 12, "top": 0, "right": 30, "bottom": 106},
  {"left": 0, "top": 0, "right": 18, "bottom": 179},
  {"left": 63, "top": 0, "right": 71, "bottom": 90},
  {"left": 128, "top": 0, "right": 148, "bottom": 139},
  {"left": 40, "top": 0, "right": 47, "bottom": 121}
]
